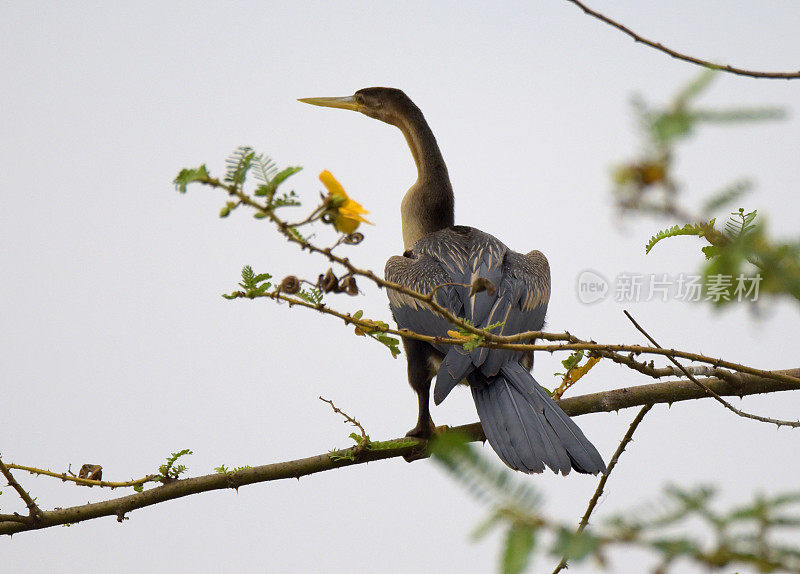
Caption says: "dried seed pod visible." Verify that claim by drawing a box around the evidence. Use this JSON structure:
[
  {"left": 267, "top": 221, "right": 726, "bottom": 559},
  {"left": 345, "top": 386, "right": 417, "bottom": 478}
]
[
  {"left": 320, "top": 268, "right": 339, "bottom": 293},
  {"left": 78, "top": 464, "right": 103, "bottom": 481},
  {"left": 344, "top": 232, "right": 364, "bottom": 245},
  {"left": 280, "top": 275, "right": 301, "bottom": 294},
  {"left": 342, "top": 275, "right": 359, "bottom": 296}
]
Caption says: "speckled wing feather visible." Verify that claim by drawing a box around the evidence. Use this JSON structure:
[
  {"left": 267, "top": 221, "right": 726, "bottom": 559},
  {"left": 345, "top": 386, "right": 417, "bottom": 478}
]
[{"left": 385, "top": 251, "right": 462, "bottom": 356}]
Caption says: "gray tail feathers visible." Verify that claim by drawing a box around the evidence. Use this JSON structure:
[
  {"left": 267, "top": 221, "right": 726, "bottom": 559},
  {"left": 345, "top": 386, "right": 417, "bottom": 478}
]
[{"left": 470, "top": 363, "right": 606, "bottom": 475}]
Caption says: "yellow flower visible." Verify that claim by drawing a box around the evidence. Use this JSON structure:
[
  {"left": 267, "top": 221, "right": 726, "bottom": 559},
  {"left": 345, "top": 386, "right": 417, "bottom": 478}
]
[{"left": 319, "top": 170, "right": 373, "bottom": 234}]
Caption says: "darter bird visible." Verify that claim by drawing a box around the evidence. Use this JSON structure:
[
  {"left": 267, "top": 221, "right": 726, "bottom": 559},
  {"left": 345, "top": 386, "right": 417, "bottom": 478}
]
[{"left": 299, "top": 88, "right": 605, "bottom": 475}]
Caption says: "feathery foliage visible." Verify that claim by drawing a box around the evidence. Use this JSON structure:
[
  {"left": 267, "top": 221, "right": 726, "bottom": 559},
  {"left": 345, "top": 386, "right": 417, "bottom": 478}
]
[
  {"left": 174, "top": 165, "right": 210, "bottom": 193},
  {"left": 612, "top": 71, "right": 785, "bottom": 221},
  {"left": 224, "top": 265, "right": 272, "bottom": 299},
  {"left": 225, "top": 146, "right": 256, "bottom": 190},
  {"left": 645, "top": 221, "right": 715, "bottom": 254},
  {"left": 158, "top": 449, "right": 193, "bottom": 482},
  {"left": 432, "top": 433, "right": 800, "bottom": 573},
  {"left": 296, "top": 286, "right": 323, "bottom": 305}
]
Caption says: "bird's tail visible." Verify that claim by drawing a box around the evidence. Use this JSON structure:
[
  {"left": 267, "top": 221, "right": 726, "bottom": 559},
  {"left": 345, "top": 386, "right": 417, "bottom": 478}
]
[{"left": 470, "top": 362, "right": 605, "bottom": 475}]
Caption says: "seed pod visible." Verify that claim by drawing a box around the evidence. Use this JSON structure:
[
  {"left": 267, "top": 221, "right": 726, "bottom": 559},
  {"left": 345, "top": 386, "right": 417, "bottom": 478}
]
[
  {"left": 320, "top": 268, "right": 339, "bottom": 293},
  {"left": 78, "top": 464, "right": 103, "bottom": 481},
  {"left": 344, "top": 232, "right": 364, "bottom": 245},
  {"left": 280, "top": 275, "right": 301, "bottom": 294},
  {"left": 342, "top": 275, "right": 359, "bottom": 296}
]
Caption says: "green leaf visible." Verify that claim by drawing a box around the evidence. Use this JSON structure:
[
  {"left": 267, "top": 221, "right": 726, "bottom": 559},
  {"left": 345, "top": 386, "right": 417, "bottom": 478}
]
[
  {"left": 430, "top": 431, "right": 542, "bottom": 514},
  {"left": 651, "top": 110, "right": 694, "bottom": 144},
  {"left": 692, "top": 107, "right": 787, "bottom": 124},
  {"left": 674, "top": 69, "right": 716, "bottom": 107},
  {"left": 502, "top": 524, "right": 536, "bottom": 574},
  {"left": 251, "top": 153, "right": 278, "bottom": 184},
  {"left": 159, "top": 449, "right": 193, "bottom": 480},
  {"left": 286, "top": 226, "right": 306, "bottom": 242},
  {"left": 174, "top": 165, "right": 210, "bottom": 193},
  {"left": 219, "top": 201, "right": 236, "bottom": 218},
  {"left": 724, "top": 208, "right": 758, "bottom": 239},
  {"left": 296, "top": 287, "right": 323, "bottom": 305},
  {"left": 237, "top": 266, "right": 272, "bottom": 297},
  {"left": 224, "top": 146, "right": 255, "bottom": 188},
  {"left": 551, "top": 528, "right": 599, "bottom": 562},
  {"left": 374, "top": 333, "right": 401, "bottom": 358},
  {"left": 645, "top": 221, "right": 715, "bottom": 254},
  {"left": 701, "top": 245, "right": 721, "bottom": 259},
  {"left": 254, "top": 166, "right": 303, "bottom": 198},
  {"left": 272, "top": 189, "right": 301, "bottom": 207}
]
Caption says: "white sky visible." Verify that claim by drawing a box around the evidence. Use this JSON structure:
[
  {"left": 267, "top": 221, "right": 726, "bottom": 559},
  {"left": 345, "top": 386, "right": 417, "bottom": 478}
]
[{"left": 2, "top": 2, "right": 799, "bottom": 572}]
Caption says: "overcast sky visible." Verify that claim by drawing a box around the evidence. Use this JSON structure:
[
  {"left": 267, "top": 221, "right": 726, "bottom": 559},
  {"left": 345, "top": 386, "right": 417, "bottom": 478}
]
[{"left": 2, "top": 2, "right": 799, "bottom": 572}]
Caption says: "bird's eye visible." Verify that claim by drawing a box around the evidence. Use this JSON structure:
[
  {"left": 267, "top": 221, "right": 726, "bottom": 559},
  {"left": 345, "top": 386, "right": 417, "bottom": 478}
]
[{"left": 355, "top": 94, "right": 365, "bottom": 105}]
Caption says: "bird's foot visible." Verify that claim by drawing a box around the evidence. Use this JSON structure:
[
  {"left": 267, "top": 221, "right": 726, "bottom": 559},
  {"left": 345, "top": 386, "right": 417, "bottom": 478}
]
[
  {"left": 403, "top": 417, "right": 436, "bottom": 462},
  {"left": 405, "top": 417, "right": 435, "bottom": 440}
]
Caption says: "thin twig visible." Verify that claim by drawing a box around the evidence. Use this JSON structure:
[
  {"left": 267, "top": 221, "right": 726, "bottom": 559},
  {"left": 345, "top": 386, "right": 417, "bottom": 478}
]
[
  {"left": 7, "top": 463, "right": 158, "bottom": 490},
  {"left": 624, "top": 310, "right": 800, "bottom": 427},
  {"left": 565, "top": 0, "right": 800, "bottom": 79},
  {"left": 0, "top": 456, "right": 42, "bottom": 520},
  {"left": 319, "top": 396, "right": 367, "bottom": 442},
  {"left": 203, "top": 174, "right": 800, "bottom": 395},
  {"left": 231, "top": 287, "right": 800, "bottom": 393},
  {"left": 552, "top": 404, "right": 653, "bottom": 574}
]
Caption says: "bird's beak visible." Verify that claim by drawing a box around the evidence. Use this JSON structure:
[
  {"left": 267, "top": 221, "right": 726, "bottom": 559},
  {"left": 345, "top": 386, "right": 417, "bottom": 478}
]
[{"left": 297, "top": 95, "right": 364, "bottom": 112}]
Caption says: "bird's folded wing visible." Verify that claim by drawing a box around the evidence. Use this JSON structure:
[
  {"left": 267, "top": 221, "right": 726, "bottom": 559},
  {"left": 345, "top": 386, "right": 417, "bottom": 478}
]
[{"left": 385, "top": 254, "right": 462, "bottom": 352}]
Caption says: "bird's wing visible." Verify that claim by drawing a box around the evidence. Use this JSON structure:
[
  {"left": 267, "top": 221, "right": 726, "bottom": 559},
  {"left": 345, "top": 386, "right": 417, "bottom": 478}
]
[
  {"left": 467, "top": 249, "right": 551, "bottom": 376},
  {"left": 385, "top": 252, "right": 462, "bottom": 354},
  {"left": 387, "top": 228, "right": 552, "bottom": 399}
]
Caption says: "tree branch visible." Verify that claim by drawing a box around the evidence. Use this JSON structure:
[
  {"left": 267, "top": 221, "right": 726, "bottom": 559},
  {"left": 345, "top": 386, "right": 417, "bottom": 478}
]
[
  {"left": 565, "top": 0, "right": 800, "bottom": 79},
  {"left": 5, "top": 463, "right": 158, "bottom": 490},
  {"left": 0, "top": 456, "right": 42, "bottom": 521},
  {"left": 2, "top": 367, "right": 797, "bottom": 536},
  {"left": 552, "top": 404, "right": 653, "bottom": 574}
]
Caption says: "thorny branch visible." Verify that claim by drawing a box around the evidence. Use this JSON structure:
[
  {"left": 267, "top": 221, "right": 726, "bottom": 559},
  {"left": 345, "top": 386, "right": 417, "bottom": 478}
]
[
  {"left": 565, "top": 0, "right": 800, "bottom": 79},
  {"left": 319, "top": 396, "right": 368, "bottom": 443},
  {"left": 552, "top": 404, "right": 654, "bottom": 574},
  {"left": 8, "top": 161, "right": 789, "bottom": 541},
  {"left": 2, "top": 368, "right": 798, "bottom": 536},
  {"left": 229, "top": 283, "right": 800, "bottom": 392},
  {"left": 6, "top": 463, "right": 158, "bottom": 490},
  {"left": 0, "top": 456, "right": 42, "bottom": 521},
  {"left": 201, "top": 173, "right": 800, "bottom": 430},
  {"left": 623, "top": 310, "right": 800, "bottom": 427}
]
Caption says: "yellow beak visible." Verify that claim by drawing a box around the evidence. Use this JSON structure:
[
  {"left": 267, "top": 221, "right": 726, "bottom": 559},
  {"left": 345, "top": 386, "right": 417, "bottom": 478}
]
[{"left": 297, "top": 95, "right": 364, "bottom": 112}]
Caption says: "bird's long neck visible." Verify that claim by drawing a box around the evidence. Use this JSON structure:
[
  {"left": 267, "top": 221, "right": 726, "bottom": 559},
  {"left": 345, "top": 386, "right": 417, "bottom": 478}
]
[{"left": 395, "top": 104, "right": 455, "bottom": 250}]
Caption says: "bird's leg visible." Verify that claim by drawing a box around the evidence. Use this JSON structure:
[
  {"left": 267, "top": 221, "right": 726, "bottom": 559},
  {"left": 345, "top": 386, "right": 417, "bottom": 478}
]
[{"left": 403, "top": 339, "right": 436, "bottom": 439}]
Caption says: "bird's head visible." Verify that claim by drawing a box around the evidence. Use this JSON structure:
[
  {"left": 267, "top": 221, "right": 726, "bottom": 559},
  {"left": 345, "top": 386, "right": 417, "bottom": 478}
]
[{"left": 298, "top": 87, "right": 415, "bottom": 126}]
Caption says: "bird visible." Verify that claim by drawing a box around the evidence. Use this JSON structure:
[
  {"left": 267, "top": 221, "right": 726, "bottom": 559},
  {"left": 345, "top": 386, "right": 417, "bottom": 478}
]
[{"left": 299, "top": 88, "right": 605, "bottom": 475}]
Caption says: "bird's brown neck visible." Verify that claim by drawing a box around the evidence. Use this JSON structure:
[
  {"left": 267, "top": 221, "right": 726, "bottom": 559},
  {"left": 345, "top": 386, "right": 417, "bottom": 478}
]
[{"left": 394, "top": 104, "right": 455, "bottom": 249}]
